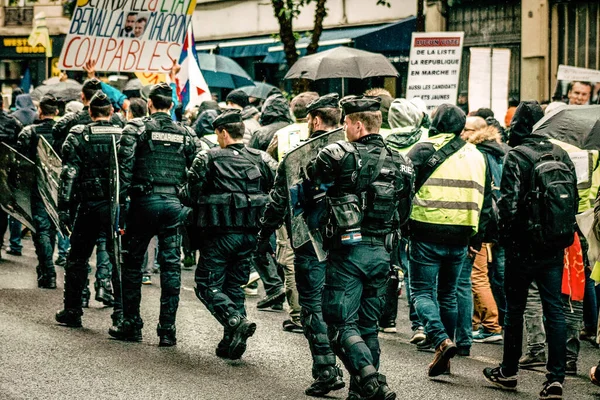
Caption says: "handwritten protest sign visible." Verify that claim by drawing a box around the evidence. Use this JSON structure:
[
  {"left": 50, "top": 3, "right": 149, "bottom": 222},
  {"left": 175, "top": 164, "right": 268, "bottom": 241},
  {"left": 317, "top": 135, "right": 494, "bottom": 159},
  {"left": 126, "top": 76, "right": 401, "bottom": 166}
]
[
  {"left": 405, "top": 32, "right": 464, "bottom": 112},
  {"left": 58, "top": 0, "right": 196, "bottom": 73}
]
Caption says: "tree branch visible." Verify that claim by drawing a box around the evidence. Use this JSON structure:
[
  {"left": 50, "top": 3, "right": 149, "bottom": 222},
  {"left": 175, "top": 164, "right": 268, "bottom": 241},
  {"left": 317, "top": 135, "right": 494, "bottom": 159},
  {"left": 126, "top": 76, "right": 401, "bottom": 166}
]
[{"left": 306, "top": 0, "right": 327, "bottom": 55}]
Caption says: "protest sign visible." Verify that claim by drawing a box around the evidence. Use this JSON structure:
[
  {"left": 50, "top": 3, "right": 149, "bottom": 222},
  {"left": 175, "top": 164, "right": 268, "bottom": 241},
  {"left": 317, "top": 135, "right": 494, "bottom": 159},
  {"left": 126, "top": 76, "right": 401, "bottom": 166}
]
[
  {"left": 405, "top": 32, "right": 464, "bottom": 113},
  {"left": 58, "top": 0, "right": 197, "bottom": 73},
  {"left": 468, "top": 47, "right": 511, "bottom": 126},
  {"left": 554, "top": 65, "right": 600, "bottom": 105}
]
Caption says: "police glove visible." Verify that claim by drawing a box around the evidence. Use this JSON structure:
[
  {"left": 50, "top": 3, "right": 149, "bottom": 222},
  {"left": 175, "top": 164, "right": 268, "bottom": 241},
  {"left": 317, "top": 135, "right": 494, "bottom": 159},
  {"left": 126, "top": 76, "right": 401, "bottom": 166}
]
[
  {"left": 256, "top": 234, "right": 274, "bottom": 258},
  {"left": 58, "top": 210, "right": 72, "bottom": 235}
]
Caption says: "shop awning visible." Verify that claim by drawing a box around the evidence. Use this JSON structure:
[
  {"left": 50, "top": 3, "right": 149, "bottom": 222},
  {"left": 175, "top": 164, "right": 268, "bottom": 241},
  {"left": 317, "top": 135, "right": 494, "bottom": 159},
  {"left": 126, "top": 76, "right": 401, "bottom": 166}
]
[
  {"left": 196, "top": 16, "right": 416, "bottom": 63},
  {"left": 263, "top": 16, "right": 416, "bottom": 64},
  {"left": 196, "top": 35, "right": 279, "bottom": 58}
]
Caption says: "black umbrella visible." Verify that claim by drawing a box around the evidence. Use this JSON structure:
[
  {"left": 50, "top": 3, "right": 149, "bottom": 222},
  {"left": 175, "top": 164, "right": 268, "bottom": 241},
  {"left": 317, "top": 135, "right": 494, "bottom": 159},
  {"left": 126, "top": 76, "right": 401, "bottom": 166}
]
[
  {"left": 284, "top": 46, "right": 398, "bottom": 80},
  {"left": 238, "top": 82, "right": 279, "bottom": 99},
  {"left": 31, "top": 80, "right": 82, "bottom": 102},
  {"left": 533, "top": 105, "right": 600, "bottom": 150}
]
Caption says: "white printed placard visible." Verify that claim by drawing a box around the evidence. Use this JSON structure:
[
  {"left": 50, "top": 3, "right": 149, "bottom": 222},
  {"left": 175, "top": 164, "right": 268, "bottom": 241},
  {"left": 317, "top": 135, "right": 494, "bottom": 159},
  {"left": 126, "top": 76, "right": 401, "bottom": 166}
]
[
  {"left": 405, "top": 32, "right": 464, "bottom": 113},
  {"left": 58, "top": 0, "right": 197, "bottom": 73}
]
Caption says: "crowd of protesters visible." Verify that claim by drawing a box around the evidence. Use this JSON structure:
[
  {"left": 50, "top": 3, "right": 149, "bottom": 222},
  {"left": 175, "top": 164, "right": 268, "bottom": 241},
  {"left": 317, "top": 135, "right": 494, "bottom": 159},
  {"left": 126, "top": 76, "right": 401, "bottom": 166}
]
[{"left": 1, "top": 64, "right": 600, "bottom": 400}]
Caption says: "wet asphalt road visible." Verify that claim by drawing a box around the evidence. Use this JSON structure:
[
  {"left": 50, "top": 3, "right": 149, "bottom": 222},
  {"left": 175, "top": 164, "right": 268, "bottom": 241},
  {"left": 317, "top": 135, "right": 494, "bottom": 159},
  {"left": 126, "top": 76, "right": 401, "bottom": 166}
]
[{"left": 1, "top": 236, "right": 600, "bottom": 400}]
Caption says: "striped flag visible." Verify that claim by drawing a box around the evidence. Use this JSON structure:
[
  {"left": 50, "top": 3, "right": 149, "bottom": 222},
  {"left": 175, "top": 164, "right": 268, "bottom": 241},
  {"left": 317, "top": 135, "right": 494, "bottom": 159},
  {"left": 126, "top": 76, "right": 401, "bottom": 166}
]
[
  {"left": 28, "top": 12, "right": 52, "bottom": 57},
  {"left": 177, "top": 27, "right": 211, "bottom": 110}
]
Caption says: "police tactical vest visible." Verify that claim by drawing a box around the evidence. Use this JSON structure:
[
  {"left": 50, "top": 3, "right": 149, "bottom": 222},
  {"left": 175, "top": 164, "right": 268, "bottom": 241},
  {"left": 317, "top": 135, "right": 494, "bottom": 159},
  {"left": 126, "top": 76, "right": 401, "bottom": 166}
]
[
  {"left": 133, "top": 117, "right": 189, "bottom": 188},
  {"left": 34, "top": 120, "right": 55, "bottom": 146},
  {"left": 196, "top": 146, "right": 270, "bottom": 231},
  {"left": 78, "top": 124, "right": 122, "bottom": 202},
  {"left": 410, "top": 133, "right": 487, "bottom": 236},
  {"left": 0, "top": 112, "right": 19, "bottom": 144},
  {"left": 332, "top": 140, "right": 413, "bottom": 236}
]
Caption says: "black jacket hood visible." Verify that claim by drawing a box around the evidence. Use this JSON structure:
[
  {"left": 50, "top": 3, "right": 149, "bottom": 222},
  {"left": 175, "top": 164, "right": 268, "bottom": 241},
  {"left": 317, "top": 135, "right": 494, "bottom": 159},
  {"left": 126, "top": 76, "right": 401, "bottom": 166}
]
[
  {"left": 430, "top": 104, "right": 466, "bottom": 135},
  {"left": 259, "top": 94, "right": 293, "bottom": 126},
  {"left": 508, "top": 101, "right": 544, "bottom": 146}
]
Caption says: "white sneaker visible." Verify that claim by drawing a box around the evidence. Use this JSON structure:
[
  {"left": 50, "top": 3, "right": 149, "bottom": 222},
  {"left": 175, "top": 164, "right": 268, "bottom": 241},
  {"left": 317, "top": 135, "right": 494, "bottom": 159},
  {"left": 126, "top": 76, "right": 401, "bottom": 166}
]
[
  {"left": 244, "top": 287, "right": 258, "bottom": 297},
  {"left": 410, "top": 327, "right": 426, "bottom": 344},
  {"left": 243, "top": 271, "right": 260, "bottom": 287}
]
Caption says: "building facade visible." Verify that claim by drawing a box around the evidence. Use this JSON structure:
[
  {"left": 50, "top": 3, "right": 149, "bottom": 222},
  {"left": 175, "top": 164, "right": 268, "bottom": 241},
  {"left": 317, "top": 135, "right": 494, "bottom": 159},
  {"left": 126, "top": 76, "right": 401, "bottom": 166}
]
[
  {"left": 427, "top": 0, "right": 599, "bottom": 103},
  {"left": 0, "top": 0, "right": 71, "bottom": 90}
]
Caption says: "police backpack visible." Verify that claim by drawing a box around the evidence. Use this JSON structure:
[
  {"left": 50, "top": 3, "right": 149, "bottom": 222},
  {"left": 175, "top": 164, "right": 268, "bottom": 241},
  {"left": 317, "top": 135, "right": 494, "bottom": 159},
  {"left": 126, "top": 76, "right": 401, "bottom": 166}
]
[{"left": 514, "top": 144, "right": 577, "bottom": 249}]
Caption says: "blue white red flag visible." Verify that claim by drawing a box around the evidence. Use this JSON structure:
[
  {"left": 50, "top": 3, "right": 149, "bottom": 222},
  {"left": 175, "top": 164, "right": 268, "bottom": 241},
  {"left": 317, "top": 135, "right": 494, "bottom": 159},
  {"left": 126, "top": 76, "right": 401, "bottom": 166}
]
[{"left": 177, "top": 27, "right": 211, "bottom": 110}]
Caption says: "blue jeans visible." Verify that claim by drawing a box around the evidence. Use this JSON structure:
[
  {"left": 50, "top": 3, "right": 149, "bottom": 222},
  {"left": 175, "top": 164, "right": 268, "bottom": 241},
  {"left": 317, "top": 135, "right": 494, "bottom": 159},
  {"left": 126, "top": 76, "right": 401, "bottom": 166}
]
[
  {"left": 409, "top": 239, "right": 467, "bottom": 348},
  {"left": 583, "top": 267, "right": 598, "bottom": 333},
  {"left": 502, "top": 249, "right": 566, "bottom": 383},
  {"left": 57, "top": 233, "right": 70, "bottom": 258},
  {"left": 9, "top": 216, "right": 22, "bottom": 252},
  {"left": 456, "top": 253, "right": 474, "bottom": 348},
  {"left": 488, "top": 246, "right": 506, "bottom": 326}
]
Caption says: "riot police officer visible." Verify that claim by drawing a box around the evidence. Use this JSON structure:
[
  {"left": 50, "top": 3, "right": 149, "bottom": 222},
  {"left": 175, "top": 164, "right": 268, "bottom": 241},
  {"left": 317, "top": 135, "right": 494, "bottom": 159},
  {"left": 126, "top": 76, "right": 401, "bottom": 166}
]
[
  {"left": 55, "top": 91, "right": 123, "bottom": 328},
  {"left": 0, "top": 96, "right": 23, "bottom": 260},
  {"left": 109, "top": 83, "right": 196, "bottom": 346},
  {"left": 258, "top": 93, "right": 346, "bottom": 396},
  {"left": 16, "top": 95, "right": 59, "bottom": 288},
  {"left": 52, "top": 77, "right": 117, "bottom": 307},
  {"left": 187, "top": 109, "right": 276, "bottom": 359},
  {"left": 306, "top": 96, "right": 414, "bottom": 400}
]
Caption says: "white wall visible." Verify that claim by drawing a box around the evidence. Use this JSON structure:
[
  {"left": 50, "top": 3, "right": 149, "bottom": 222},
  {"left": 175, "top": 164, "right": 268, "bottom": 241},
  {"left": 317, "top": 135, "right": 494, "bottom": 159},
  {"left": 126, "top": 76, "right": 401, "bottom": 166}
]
[{"left": 192, "top": 0, "right": 416, "bottom": 41}]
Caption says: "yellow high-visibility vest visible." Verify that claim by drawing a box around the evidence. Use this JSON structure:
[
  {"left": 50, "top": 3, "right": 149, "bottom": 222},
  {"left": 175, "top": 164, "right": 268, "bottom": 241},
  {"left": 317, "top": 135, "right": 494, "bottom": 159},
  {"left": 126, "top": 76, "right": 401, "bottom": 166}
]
[
  {"left": 410, "top": 133, "right": 487, "bottom": 235},
  {"left": 550, "top": 139, "right": 600, "bottom": 213},
  {"left": 276, "top": 122, "right": 309, "bottom": 161}
]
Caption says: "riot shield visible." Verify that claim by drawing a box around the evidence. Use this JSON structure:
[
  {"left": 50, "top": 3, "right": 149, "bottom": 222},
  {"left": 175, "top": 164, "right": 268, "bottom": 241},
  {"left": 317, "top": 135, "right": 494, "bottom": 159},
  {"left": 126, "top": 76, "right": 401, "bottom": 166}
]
[
  {"left": 109, "top": 135, "right": 122, "bottom": 274},
  {"left": 281, "top": 128, "right": 345, "bottom": 261},
  {"left": 36, "top": 136, "right": 65, "bottom": 236},
  {"left": 0, "top": 143, "right": 36, "bottom": 231}
]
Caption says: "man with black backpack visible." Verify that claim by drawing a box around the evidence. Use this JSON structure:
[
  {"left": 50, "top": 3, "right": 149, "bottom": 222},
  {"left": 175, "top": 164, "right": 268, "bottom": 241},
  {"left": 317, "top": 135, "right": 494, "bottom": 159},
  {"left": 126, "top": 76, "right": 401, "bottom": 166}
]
[{"left": 483, "top": 101, "right": 578, "bottom": 400}]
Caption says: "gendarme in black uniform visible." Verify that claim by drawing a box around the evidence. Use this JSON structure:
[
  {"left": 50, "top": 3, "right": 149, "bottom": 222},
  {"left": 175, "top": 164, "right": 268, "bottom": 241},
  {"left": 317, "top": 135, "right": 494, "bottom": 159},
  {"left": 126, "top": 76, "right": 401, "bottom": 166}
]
[
  {"left": 55, "top": 92, "right": 123, "bottom": 328},
  {"left": 110, "top": 83, "right": 196, "bottom": 346},
  {"left": 187, "top": 109, "right": 276, "bottom": 360},
  {"left": 307, "top": 96, "right": 414, "bottom": 400},
  {"left": 16, "top": 95, "right": 59, "bottom": 288},
  {"left": 259, "top": 93, "right": 346, "bottom": 397}
]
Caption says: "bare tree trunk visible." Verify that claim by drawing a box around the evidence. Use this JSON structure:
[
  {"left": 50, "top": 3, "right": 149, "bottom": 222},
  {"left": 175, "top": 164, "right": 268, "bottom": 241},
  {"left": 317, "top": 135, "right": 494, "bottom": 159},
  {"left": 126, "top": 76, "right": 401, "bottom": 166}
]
[
  {"left": 306, "top": 0, "right": 327, "bottom": 55},
  {"left": 272, "top": 0, "right": 299, "bottom": 68}
]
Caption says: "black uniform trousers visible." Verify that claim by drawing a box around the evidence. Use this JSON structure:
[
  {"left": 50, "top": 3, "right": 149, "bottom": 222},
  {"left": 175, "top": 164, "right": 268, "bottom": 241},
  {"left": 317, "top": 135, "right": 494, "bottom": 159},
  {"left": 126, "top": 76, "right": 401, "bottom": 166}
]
[
  {"left": 121, "top": 194, "right": 184, "bottom": 327},
  {"left": 64, "top": 200, "right": 122, "bottom": 320},
  {"left": 195, "top": 232, "right": 255, "bottom": 327},
  {"left": 323, "top": 237, "right": 389, "bottom": 379},
  {"left": 295, "top": 242, "right": 337, "bottom": 376}
]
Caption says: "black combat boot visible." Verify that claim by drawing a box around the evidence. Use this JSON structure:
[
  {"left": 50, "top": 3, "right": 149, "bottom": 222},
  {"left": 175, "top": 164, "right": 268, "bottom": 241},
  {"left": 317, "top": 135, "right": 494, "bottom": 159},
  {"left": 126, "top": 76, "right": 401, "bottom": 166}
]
[
  {"left": 94, "top": 279, "right": 114, "bottom": 306},
  {"left": 305, "top": 365, "right": 345, "bottom": 397},
  {"left": 81, "top": 283, "right": 91, "bottom": 308},
  {"left": 360, "top": 373, "right": 396, "bottom": 400},
  {"left": 228, "top": 315, "right": 256, "bottom": 359},
  {"left": 55, "top": 309, "right": 83, "bottom": 327},
  {"left": 215, "top": 331, "right": 232, "bottom": 359},
  {"left": 157, "top": 324, "right": 177, "bottom": 347},
  {"left": 109, "top": 318, "right": 143, "bottom": 342},
  {"left": 39, "top": 275, "right": 57, "bottom": 289}
]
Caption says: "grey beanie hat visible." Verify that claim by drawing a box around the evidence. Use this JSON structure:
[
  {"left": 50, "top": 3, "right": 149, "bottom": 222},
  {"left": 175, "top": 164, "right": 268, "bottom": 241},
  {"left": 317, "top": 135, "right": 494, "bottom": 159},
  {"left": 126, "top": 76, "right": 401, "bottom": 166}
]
[{"left": 388, "top": 98, "right": 424, "bottom": 130}]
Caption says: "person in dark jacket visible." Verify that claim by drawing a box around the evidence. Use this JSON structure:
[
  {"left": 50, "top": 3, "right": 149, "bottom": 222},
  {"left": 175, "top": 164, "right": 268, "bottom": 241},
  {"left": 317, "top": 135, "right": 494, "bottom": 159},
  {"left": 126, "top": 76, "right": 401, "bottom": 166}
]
[
  {"left": 248, "top": 93, "right": 293, "bottom": 151},
  {"left": 0, "top": 95, "right": 23, "bottom": 260},
  {"left": 11, "top": 94, "right": 37, "bottom": 127},
  {"left": 482, "top": 101, "right": 576, "bottom": 400},
  {"left": 16, "top": 95, "right": 60, "bottom": 288}
]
